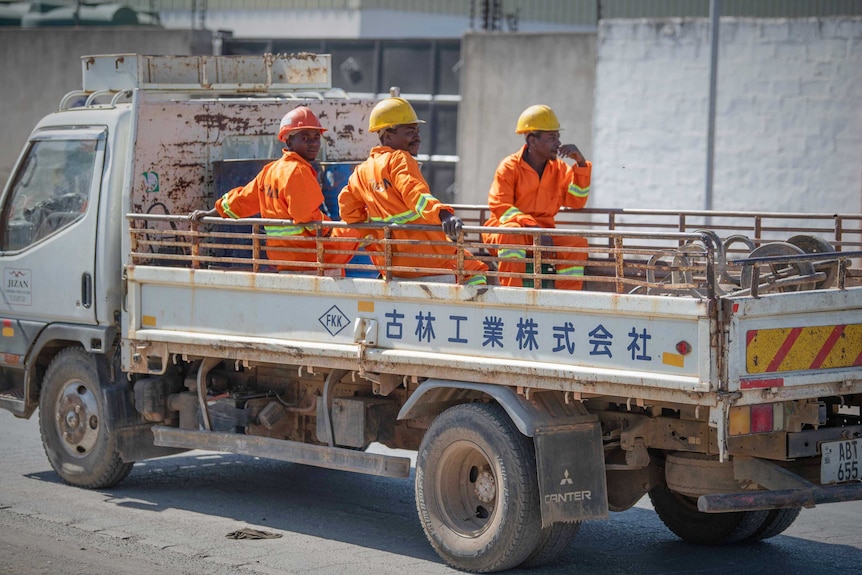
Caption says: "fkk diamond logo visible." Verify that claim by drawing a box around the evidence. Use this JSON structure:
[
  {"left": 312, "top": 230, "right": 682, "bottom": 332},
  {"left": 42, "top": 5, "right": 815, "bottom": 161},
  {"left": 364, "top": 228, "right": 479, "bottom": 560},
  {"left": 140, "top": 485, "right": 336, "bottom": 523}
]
[{"left": 319, "top": 305, "right": 350, "bottom": 337}]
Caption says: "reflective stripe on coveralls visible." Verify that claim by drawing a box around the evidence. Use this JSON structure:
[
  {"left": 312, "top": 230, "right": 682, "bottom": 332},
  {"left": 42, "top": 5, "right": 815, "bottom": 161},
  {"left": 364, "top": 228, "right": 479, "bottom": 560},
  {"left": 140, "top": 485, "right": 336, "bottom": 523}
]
[
  {"left": 556, "top": 265, "right": 585, "bottom": 277},
  {"left": 499, "top": 248, "right": 527, "bottom": 259},
  {"left": 567, "top": 182, "right": 589, "bottom": 199},
  {"left": 263, "top": 224, "right": 313, "bottom": 237},
  {"left": 499, "top": 206, "right": 525, "bottom": 224}
]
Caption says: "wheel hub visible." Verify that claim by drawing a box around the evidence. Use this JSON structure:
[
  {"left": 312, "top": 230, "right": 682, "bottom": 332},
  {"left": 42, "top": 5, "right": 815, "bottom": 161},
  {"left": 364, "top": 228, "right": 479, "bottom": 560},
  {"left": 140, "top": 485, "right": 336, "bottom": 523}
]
[
  {"left": 474, "top": 470, "right": 496, "bottom": 503},
  {"left": 57, "top": 383, "right": 99, "bottom": 457}
]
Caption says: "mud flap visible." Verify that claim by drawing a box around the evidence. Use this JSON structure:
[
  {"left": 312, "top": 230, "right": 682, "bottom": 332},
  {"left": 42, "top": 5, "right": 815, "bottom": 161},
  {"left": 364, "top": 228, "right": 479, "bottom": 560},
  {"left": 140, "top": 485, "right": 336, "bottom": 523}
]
[{"left": 534, "top": 420, "right": 609, "bottom": 527}]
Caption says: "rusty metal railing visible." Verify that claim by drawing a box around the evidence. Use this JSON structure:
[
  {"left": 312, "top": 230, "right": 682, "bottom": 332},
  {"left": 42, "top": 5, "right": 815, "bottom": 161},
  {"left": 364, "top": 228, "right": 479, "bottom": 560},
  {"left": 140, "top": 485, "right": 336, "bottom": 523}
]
[{"left": 127, "top": 210, "right": 861, "bottom": 299}]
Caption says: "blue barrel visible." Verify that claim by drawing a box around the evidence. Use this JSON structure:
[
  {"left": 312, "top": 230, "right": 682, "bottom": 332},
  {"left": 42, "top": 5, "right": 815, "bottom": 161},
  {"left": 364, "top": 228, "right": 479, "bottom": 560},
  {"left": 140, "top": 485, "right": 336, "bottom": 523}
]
[
  {"left": 319, "top": 162, "right": 359, "bottom": 219},
  {"left": 320, "top": 162, "right": 377, "bottom": 278}
]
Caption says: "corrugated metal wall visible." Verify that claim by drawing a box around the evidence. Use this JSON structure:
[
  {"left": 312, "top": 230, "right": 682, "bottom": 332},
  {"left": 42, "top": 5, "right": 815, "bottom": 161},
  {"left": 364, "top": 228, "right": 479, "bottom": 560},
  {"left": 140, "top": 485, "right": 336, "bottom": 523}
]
[
  {"left": 599, "top": 0, "right": 862, "bottom": 18},
  {"left": 43, "top": 1, "right": 862, "bottom": 25}
]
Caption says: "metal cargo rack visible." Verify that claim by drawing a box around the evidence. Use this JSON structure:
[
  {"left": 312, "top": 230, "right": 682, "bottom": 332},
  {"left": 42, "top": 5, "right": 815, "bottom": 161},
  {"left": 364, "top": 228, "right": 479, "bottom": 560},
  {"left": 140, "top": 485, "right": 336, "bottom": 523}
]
[
  {"left": 60, "top": 53, "right": 336, "bottom": 111},
  {"left": 127, "top": 208, "right": 862, "bottom": 299}
]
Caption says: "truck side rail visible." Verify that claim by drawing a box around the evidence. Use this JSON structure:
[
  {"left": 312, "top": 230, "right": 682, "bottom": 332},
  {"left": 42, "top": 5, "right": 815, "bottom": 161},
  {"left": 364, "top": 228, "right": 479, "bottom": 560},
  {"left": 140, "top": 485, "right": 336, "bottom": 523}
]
[
  {"left": 453, "top": 206, "right": 862, "bottom": 256},
  {"left": 127, "top": 212, "right": 860, "bottom": 299}
]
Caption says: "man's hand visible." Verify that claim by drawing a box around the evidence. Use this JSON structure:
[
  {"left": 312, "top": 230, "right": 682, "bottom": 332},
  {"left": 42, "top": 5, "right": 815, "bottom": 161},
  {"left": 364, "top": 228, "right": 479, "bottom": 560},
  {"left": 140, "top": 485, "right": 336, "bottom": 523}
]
[
  {"left": 440, "top": 211, "right": 463, "bottom": 242},
  {"left": 189, "top": 208, "right": 217, "bottom": 222},
  {"left": 558, "top": 144, "right": 587, "bottom": 167},
  {"left": 539, "top": 234, "right": 554, "bottom": 247}
]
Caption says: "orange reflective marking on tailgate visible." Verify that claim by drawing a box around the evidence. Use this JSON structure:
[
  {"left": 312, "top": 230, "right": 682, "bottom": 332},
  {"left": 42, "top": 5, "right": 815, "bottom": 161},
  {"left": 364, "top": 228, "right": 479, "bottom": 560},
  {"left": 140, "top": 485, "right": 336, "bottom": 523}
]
[{"left": 746, "top": 323, "right": 862, "bottom": 374}]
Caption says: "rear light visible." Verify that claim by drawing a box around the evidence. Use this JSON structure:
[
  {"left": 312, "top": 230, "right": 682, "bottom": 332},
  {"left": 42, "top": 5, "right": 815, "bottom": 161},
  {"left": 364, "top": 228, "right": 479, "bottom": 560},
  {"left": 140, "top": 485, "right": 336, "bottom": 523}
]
[
  {"left": 750, "top": 404, "right": 773, "bottom": 433},
  {"left": 728, "top": 403, "right": 784, "bottom": 436},
  {"left": 729, "top": 405, "right": 751, "bottom": 435},
  {"left": 675, "top": 341, "right": 692, "bottom": 355}
]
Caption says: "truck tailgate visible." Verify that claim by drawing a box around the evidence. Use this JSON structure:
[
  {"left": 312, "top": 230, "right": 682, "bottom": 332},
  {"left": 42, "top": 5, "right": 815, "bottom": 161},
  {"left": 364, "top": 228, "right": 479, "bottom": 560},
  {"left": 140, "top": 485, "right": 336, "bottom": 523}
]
[{"left": 728, "top": 289, "right": 862, "bottom": 395}]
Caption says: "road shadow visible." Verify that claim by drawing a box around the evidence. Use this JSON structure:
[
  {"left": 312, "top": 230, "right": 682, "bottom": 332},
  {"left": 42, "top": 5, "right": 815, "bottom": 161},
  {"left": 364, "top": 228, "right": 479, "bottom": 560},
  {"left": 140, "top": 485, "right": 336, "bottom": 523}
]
[{"left": 25, "top": 451, "right": 862, "bottom": 574}]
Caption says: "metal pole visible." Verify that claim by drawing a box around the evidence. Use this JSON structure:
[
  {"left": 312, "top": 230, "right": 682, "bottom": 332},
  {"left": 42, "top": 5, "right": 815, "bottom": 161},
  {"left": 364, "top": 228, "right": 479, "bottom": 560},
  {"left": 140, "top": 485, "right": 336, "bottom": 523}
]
[{"left": 705, "top": 0, "right": 721, "bottom": 214}]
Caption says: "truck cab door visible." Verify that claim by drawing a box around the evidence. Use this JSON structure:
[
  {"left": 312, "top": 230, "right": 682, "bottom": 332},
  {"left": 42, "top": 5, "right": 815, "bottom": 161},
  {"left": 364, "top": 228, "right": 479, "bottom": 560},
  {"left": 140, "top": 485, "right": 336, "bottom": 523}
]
[{"left": 0, "top": 128, "right": 106, "bottom": 330}]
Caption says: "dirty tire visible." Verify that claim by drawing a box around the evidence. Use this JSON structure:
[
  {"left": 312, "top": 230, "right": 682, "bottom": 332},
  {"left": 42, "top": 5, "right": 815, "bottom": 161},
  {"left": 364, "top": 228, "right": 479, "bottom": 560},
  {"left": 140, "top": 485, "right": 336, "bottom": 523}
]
[
  {"left": 38, "top": 348, "right": 133, "bottom": 488},
  {"left": 745, "top": 507, "right": 802, "bottom": 542},
  {"left": 519, "top": 521, "right": 580, "bottom": 568},
  {"left": 649, "top": 485, "right": 769, "bottom": 545},
  {"left": 415, "top": 403, "right": 543, "bottom": 573}
]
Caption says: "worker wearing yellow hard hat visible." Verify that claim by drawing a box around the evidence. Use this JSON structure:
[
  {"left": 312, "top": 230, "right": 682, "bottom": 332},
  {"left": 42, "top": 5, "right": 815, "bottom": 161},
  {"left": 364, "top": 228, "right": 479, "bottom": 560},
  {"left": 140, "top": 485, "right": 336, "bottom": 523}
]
[
  {"left": 338, "top": 97, "right": 487, "bottom": 284},
  {"left": 367, "top": 97, "right": 426, "bottom": 133},
  {"left": 482, "top": 104, "right": 592, "bottom": 289}
]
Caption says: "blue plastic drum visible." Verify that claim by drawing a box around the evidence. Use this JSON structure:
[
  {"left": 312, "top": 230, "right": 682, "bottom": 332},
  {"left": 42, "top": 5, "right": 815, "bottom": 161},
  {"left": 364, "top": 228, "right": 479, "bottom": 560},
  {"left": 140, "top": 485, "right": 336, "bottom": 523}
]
[{"left": 320, "top": 162, "right": 377, "bottom": 278}]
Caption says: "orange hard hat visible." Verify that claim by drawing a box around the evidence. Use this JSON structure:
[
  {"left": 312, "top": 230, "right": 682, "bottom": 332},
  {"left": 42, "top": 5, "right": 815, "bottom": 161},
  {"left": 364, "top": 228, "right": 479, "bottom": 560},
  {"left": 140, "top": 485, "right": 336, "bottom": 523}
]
[{"left": 278, "top": 106, "right": 327, "bottom": 142}]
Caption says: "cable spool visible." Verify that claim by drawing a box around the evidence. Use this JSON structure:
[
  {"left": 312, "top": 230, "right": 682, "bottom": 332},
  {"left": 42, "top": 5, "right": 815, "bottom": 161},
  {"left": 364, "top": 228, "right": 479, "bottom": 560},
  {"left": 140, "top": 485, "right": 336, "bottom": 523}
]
[
  {"left": 739, "top": 242, "right": 817, "bottom": 295},
  {"left": 786, "top": 234, "right": 839, "bottom": 289}
]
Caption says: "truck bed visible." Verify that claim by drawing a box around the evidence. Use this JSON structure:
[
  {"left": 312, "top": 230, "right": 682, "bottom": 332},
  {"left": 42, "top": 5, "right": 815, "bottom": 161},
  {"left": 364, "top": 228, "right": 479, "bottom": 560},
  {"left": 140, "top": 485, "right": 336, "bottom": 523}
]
[{"left": 123, "top": 208, "right": 862, "bottom": 410}]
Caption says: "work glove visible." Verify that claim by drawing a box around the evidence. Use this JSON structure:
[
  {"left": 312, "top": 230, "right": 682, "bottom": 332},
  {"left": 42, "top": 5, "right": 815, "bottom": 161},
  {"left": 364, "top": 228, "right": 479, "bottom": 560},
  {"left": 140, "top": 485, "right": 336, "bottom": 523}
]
[
  {"left": 189, "top": 209, "right": 215, "bottom": 222},
  {"left": 440, "top": 211, "right": 463, "bottom": 242}
]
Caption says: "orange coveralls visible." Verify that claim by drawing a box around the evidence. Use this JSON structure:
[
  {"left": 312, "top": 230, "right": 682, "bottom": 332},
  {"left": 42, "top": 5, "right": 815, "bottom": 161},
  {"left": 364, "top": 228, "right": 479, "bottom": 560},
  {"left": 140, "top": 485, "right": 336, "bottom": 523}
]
[
  {"left": 338, "top": 146, "right": 487, "bottom": 284},
  {"left": 214, "top": 150, "right": 357, "bottom": 271},
  {"left": 482, "top": 145, "right": 591, "bottom": 289}
]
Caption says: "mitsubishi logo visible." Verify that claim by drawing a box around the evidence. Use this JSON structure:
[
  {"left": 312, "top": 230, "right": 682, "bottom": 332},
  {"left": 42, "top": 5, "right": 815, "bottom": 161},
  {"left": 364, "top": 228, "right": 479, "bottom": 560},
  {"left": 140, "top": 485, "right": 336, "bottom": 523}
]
[{"left": 560, "top": 469, "right": 574, "bottom": 485}]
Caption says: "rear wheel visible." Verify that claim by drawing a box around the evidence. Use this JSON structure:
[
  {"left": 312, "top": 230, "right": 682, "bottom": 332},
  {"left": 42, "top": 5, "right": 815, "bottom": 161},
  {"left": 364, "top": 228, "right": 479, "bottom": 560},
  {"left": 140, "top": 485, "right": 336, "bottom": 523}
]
[
  {"left": 415, "top": 402, "right": 542, "bottom": 572},
  {"left": 38, "top": 348, "right": 133, "bottom": 488},
  {"left": 519, "top": 521, "right": 580, "bottom": 568},
  {"left": 745, "top": 507, "right": 802, "bottom": 542},
  {"left": 649, "top": 485, "right": 769, "bottom": 545}
]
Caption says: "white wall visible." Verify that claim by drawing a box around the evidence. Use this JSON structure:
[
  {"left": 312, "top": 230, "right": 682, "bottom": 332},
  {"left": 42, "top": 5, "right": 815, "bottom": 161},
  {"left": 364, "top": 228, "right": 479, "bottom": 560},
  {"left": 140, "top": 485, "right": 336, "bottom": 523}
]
[{"left": 593, "top": 17, "right": 862, "bottom": 213}]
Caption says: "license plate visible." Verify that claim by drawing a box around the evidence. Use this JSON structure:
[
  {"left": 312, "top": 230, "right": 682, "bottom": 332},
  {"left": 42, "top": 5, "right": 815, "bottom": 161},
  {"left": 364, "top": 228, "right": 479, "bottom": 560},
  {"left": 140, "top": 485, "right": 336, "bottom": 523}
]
[{"left": 821, "top": 439, "right": 861, "bottom": 484}]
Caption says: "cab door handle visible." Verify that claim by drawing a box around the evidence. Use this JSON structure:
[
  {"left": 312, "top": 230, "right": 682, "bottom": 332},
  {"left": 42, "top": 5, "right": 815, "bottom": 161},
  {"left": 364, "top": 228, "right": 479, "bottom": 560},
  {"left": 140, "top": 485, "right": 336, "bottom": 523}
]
[{"left": 81, "top": 272, "right": 92, "bottom": 308}]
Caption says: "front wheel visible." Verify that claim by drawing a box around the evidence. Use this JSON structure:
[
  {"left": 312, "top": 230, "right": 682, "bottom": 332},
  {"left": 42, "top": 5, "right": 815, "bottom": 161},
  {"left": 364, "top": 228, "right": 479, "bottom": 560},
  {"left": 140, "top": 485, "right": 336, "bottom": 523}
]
[
  {"left": 38, "top": 348, "right": 133, "bottom": 488},
  {"left": 415, "top": 402, "right": 543, "bottom": 572}
]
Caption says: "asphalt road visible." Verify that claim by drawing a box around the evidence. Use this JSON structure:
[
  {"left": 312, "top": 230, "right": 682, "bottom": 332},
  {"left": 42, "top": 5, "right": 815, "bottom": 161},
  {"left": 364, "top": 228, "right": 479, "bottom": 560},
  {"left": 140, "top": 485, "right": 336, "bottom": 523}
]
[{"left": 1, "top": 409, "right": 860, "bottom": 575}]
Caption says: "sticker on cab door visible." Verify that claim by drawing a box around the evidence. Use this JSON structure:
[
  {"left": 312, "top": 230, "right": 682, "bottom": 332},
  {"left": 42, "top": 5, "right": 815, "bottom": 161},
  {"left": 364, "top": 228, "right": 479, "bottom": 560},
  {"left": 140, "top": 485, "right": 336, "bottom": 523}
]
[{"left": 3, "top": 268, "right": 31, "bottom": 306}]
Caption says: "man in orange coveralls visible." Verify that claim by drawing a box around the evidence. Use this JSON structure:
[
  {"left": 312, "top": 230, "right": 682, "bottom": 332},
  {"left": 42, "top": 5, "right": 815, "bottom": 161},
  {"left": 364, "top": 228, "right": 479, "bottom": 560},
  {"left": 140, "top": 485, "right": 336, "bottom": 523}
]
[
  {"left": 190, "top": 106, "right": 357, "bottom": 272},
  {"left": 482, "top": 104, "right": 591, "bottom": 289},
  {"left": 338, "top": 97, "right": 487, "bottom": 285}
]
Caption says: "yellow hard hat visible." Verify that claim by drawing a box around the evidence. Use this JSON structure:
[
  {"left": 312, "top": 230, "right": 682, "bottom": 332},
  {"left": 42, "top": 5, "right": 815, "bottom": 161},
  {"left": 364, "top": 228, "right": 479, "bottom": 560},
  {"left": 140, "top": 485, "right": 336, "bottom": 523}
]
[
  {"left": 515, "top": 104, "right": 561, "bottom": 134},
  {"left": 368, "top": 97, "right": 425, "bottom": 133}
]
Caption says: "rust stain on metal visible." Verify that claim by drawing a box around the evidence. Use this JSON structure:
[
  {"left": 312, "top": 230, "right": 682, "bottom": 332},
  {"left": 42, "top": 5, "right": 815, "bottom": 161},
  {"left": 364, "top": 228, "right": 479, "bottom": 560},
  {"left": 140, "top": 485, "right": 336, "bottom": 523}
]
[
  {"left": 193, "top": 113, "right": 251, "bottom": 132},
  {"left": 337, "top": 125, "right": 357, "bottom": 140}
]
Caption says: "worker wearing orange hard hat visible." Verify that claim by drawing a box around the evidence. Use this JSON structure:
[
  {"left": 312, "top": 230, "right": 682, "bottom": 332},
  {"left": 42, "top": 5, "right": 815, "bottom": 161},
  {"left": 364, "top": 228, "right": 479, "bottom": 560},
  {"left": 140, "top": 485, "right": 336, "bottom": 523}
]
[
  {"left": 481, "top": 104, "right": 591, "bottom": 289},
  {"left": 190, "top": 106, "right": 357, "bottom": 272},
  {"left": 338, "top": 97, "right": 487, "bottom": 284}
]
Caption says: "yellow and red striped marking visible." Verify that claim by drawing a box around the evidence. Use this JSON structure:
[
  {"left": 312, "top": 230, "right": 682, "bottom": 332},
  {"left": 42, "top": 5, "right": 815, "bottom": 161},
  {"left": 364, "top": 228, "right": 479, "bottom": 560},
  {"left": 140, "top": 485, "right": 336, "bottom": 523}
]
[{"left": 746, "top": 323, "right": 862, "bottom": 374}]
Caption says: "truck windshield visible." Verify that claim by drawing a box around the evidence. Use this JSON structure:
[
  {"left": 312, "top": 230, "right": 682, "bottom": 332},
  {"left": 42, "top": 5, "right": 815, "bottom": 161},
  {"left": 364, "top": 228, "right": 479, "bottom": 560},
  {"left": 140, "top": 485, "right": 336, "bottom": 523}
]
[{"left": 0, "top": 137, "right": 98, "bottom": 252}]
